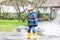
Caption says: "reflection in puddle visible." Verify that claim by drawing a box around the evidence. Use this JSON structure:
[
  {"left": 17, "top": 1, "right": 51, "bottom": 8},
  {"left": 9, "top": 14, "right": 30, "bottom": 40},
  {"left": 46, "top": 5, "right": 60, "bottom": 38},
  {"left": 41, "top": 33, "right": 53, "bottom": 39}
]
[
  {"left": 33, "top": 38, "right": 37, "bottom": 40},
  {"left": 27, "top": 38, "right": 37, "bottom": 40},
  {"left": 27, "top": 38, "right": 30, "bottom": 40}
]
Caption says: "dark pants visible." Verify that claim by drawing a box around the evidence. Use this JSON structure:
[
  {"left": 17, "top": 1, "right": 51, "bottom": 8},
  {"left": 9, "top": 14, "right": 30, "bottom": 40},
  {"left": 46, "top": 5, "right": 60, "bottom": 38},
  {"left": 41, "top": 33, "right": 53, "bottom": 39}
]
[{"left": 28, "top": 26, "right": 36, "bottom": 33}]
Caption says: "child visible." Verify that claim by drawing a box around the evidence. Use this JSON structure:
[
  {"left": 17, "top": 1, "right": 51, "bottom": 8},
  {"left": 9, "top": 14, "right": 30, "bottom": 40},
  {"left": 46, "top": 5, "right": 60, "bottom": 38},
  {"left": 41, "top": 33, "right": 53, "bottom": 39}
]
[{"left": 27, "top": 7, "right": 38, "bottom": 38}]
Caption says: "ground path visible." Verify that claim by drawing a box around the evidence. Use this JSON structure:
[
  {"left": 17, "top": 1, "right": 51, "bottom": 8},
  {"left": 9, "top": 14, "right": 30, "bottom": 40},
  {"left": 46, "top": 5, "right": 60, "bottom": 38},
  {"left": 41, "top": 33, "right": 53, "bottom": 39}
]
[{"left": 0, "top": 21, "right": 60, "bottom": 40}]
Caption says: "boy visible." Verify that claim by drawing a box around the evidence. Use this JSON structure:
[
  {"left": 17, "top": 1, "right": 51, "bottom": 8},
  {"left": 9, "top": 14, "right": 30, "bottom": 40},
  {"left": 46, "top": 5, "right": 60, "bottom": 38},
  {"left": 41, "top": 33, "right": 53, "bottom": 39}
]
[{"left": 27, "top": 7, "right": 38, "bottom": 38}]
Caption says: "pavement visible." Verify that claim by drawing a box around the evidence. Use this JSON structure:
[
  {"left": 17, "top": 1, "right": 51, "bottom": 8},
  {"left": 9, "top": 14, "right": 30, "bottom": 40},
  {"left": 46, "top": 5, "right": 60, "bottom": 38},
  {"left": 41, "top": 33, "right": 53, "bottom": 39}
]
[
  {"left": 0, "top": 20, "right": 60, "bottom": 40},
  {"left": 37, "top": 21, "right": 60, "bottom": 36},
  {"left": 1, "top": 9, "right": 60, "bottom": 40},
  {"left": 0, "top": 32, "right": 60, "bottom": 40}
]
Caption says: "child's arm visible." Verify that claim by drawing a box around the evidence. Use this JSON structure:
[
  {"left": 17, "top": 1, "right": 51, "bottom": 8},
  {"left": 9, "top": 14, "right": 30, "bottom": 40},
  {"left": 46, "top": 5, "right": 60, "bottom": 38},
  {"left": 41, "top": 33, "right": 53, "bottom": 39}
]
[
  {"left": 28, "top": 13, "right": 37, "bottom": 19},
  {"left": 28, "top": 16, "right": 37, "bottom": 19},
  {"left": 33, "top": 12, "right": 38, "bottom": 26},
  {"left": 33, "top": 12, "right": 37, "bottom": 18}
]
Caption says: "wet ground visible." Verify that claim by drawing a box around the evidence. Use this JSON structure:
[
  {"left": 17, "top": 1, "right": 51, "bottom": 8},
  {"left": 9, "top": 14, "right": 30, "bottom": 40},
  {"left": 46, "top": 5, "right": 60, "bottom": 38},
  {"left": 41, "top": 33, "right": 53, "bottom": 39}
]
[
  {"left": 0, "top": 20, "right": 60, "bottom": 40},
  {"left": 0, "top": 32, "right": 60, "bottom": 40}
]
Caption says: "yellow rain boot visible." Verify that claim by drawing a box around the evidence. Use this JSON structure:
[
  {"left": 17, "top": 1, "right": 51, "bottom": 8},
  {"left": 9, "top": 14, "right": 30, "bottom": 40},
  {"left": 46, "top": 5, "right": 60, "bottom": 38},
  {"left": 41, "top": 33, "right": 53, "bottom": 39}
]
[
  {"left": 26, "top": 32, "right": 31, "bottom": 38},
  {"left": 34, "top": 33, "right": 37, "bottom": 38}
]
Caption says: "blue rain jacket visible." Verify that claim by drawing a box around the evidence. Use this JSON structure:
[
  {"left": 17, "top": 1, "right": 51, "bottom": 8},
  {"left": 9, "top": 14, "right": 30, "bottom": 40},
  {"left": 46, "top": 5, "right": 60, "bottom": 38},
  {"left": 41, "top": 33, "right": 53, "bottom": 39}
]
[{"left": 28, "top": 12, "right": 38, "bottom": 27}]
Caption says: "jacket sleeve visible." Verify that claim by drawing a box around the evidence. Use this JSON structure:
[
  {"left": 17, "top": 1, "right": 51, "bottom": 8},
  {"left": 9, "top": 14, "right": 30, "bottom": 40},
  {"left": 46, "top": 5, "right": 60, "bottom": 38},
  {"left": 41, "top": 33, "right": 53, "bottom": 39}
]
[
  {"left": 33, "top": 12, "right": 38, "bottom": 26},
  {"left": 33, "top": 12, "right": 37, "bottom": 19}
]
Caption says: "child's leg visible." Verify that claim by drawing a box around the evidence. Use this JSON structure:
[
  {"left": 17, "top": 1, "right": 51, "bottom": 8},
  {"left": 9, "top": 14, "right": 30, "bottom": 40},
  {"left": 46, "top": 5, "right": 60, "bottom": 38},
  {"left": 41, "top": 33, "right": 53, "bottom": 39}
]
[
  {"left": 27, "top": 26, "right": 31, "bottom": 38},
  {"left": 28, "top": 27, "right": 31, "bottom": 33},
  {"left": 32, "top": 27, "right": 36, "bottom": 33},
  {"left": 32, "top": 27, "right": 37, "bottom": 38}
]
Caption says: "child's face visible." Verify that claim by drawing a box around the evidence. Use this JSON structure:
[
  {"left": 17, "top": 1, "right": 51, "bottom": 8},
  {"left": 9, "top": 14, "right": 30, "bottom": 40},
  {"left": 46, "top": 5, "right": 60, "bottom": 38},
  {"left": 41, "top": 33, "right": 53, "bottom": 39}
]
[{"left": 28, "top": 10, "right": 32, "bottom": 13}]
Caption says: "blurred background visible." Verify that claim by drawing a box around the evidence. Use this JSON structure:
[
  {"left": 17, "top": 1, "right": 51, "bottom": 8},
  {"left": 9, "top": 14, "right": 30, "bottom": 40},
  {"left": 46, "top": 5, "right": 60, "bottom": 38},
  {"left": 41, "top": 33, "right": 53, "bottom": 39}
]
[{"left": 0, "top": 0, "right": 60, "bottom": 32}]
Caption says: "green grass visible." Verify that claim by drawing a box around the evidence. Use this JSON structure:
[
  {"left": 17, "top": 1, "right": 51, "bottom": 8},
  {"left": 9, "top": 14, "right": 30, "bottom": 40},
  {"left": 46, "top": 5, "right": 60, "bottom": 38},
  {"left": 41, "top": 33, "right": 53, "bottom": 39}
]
[{"left": 0, "top": 20, "right": 28, "bottom": 32}]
